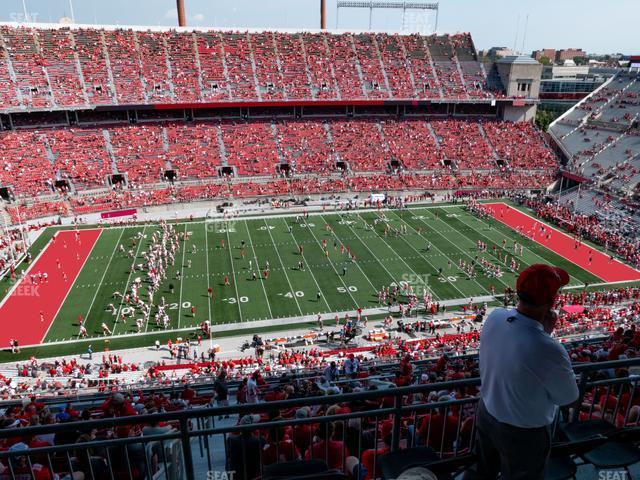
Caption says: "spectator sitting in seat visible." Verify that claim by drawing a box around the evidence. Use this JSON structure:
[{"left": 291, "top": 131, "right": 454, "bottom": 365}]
[
  {"left": 100, "top": 392, "right": 137, "bottom": 417},
  {"left": 304, "top": 421, "right": 350, "bottom": 470},
  {"left": 0, "top": 442, "right": 58, "bottom": 480},
  {"left": 227, "top": 414, "right": 264, "bottom": 480}
]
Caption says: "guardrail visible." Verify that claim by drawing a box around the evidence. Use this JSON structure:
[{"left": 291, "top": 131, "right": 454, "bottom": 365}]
[
  {"left": 0, "top": 335, "right": 610, "bottom": 410},
  {"left": 0, "top": 357, "right": 638, "bottom": 480}
]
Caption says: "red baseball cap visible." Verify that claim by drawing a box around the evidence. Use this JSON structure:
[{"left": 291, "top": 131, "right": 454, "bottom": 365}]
[{"left": 516, "top": 264, "right": 570, "bottom": 306}]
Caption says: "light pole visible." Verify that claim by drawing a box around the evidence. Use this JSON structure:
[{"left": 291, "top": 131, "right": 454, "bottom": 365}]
[{"left": 21, "top": 0, "right": 30, "bottom": 22}]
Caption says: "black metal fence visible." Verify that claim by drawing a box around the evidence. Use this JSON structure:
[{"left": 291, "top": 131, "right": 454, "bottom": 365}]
[{"left": 0, "top": 357, "right": 637, "bottom": 480}]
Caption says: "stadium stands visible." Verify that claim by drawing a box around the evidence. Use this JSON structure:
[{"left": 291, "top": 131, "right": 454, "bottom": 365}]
[
  {"left": 103, "top": 29, "right": 146, "bottom": 104},
  {"left": 0, "top": 26, "right": 503, "bottom": 110},
  {"left": 164, "top": 123, "right": 222, "bottom": 178},
  {"left": 73, "top": 28, "right": 117, "bottom": 105},
  {"left": 550, "top": 71, "right": 640, "bottom": 194},
  {"left": 430, "top": 119, "right": 495, "bottom": 169},
  {"left": 49, "top": 128, "right": 113, "bottom": 189},
  {"left": 0, "top": 130, "right": 55, "bottom": 196},
  {"left": 1, "top": 26, "right": 54, "bottom": 109},
  {"left": 0, "top": 315, "right": 638, "bottom": 479},
  {"left": 274, "top": 119, "right": 334, "bottom": 174},
  {"left": 274, "top": 32, "right": 313, "bottom": 100},
  {"left": 109, "top": 124, "right": 167, "bottom": 186},
  {"left": 36, "top": 28, "right": 86, "bottom": 107},
  {"left": 526, "top": 196, "right": 640, "bottom": 267},
  {"left": 0, "top": 117, "right": 556, "bottom": 208},
  {"left": 0, "top": 25, "right": 560, "bottom": 225},
  {"left": 166, "top": 31, "right": 201, "bottom": 103},
  {"left": 483, "top": 120, "right": 556, "bottom": 169}
]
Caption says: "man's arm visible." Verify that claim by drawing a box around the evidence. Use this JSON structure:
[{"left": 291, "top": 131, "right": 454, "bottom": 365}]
[{"left": 544, "top": 346, "right": 580, "bottom": 406}]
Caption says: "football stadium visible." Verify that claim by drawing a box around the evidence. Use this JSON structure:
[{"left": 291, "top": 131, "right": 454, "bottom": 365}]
[{"left": 0, "top": 0, "right": 638, "bottom": 479}]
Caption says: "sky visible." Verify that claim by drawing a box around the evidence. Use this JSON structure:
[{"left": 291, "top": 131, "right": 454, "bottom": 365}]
[{"left": 0, "top": 0, "right": 636, "bottom": 55}]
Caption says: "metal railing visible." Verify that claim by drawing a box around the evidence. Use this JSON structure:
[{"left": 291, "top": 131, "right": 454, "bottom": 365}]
[
  {"left": 0, "top": 357, "right": 639, "bottom": 480},
  {"left": 0, "top": 334, "right": 610, "bottom": 410},
  {"left": 0, "top": 378, "right": 482, "bottom": 480}
]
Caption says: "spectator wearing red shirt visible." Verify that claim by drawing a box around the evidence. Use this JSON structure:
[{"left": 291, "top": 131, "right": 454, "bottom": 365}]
[
  {"left": 262, "top": 425, "right": 301, "bottom": 466},
  {"left": 180, "top": 385, "right": 196, "bottom": 402},
  {"left": 0, "top": 443, "right": 54, "bottom": 480},
  {"left": 399, "top": 354, "right": 413, "bottom": 377},
  {"left": 100, "top": 392, "right": 137, "bottom": 417},
  {"left": 304, "top": 422, "right": 349, "bottom": 470},
  {"left": 292, "top": 407, "right": 314, "bottom": 454},
  {"left": 414, "top": 398, "right": 460, "bottom": 451},
  {"left": 361, "top": 434, "right": 391, "bottom": 480}
]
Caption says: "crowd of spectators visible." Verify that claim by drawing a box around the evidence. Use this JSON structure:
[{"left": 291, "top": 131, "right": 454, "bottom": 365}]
[
  {"left": 0, "top": 308, "right": 636, "bottom": 479},
  {"left": 0, "top": 282, "right": 638, "bottom": 478},
  {"left": 0, "top": 168, "right": 555, "bottom": 224},
  {"left": 527, "top": 197, "right": 640, "bottom": 267},
  {"left": 0, "top": 228, "right": 26, "bottom": 275},
  {"left": 0, "top": 27, "right": 501, "bottom": 108},
  {"left": 0, "top": 116, "right": 557, "bottom": 204}
]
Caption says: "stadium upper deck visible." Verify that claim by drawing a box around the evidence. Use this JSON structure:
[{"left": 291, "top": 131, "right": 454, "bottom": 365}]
[
  {"left": 550, "top": 71, "right": 640, "bottom": 194},
  {"left": 0, "top": 23, "right": 503, "bottom": 112}
]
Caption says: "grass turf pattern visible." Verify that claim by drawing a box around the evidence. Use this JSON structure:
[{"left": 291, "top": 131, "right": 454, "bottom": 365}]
[{"left": 2, "top": 204, "right": 612, "bottom": 346}]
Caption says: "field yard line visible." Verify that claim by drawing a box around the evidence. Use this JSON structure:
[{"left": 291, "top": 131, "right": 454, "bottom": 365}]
[
  {"left": 112, "top": 226, "right": 148, "bottom": 336},
  {"left": 280, "top": 218, "right": 333, "bottom": 312},
  {"left": 304, "top": 218, "right": 360, "bottom": 306},
  {"left": 82, "top": 228, "right": 124, "bottom": 325},
  {"left": 454, "top": 209, "right": 581, "bottom": 284},
  {"left": 365, "top": 211, "right": 458, "bottom": 300},
  {"left": 343, "top": 212, "right": 433, "bottom": 296},
  {"left": 243, "top": 220, "right": 274, "bottom": 319},
  {"left": 319, "top": 214, "right": 383, "bottom": 295},
  {"left": 473, "top": 204, "right": 623, "bottom": 284},
  {"left": 404, "top": 209, "right": 501, "bottom": 295},
  {"left": 42, "top": 230, "right": 104, "bottom": 342},
  {"left": 263, "top": 219, "right": 304, "bottom": 316},
  {"left": 177, "top": 223, "right": 196, "bottom": 327},
  {"left": 225, "top": 220, "right": 244, "bottom": 322},
  {"left": 204, "top": 222, "right": 212, "bottom": 323},
  {"left": 388, "top": 210, "right": 488, "bottom": 296}
]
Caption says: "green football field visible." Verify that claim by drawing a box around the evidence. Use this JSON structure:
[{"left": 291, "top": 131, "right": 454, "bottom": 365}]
[{"left": 38, "top": 204, "right": 603, "bottom": 343}]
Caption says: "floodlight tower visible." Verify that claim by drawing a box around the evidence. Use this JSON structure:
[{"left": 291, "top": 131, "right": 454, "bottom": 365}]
[
  {"left": 336, "top": 0, "right": 439, "bottom": 32},
  {"left": 176, "top": 0, "right": 186, "bottom": 26}
]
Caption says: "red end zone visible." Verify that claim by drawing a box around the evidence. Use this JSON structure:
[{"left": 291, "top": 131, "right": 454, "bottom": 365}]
[
  {"left": 483, "top": 203, "right": 640, "bottom": 283},
  {"left": 0, "top": 229, "right": 101, "bottom": 346}
]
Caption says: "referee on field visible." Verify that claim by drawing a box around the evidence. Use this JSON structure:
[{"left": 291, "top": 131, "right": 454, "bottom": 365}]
[{"left": 465, "top": 264, "right": 579, "bottom": 480}]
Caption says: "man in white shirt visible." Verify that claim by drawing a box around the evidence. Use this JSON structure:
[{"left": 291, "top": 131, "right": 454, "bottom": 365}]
[
  {"left": 344, "top": 354, "right": 359, "bottom": 378},
  {"left": 246, "top": 372, "right": 260, "bottom": 404},
  {"left": 324, "top": 361, "right": 339, "bottom": 384},
  {"left": 465, "top": 264, "right": 579, "bottom": 480}
]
